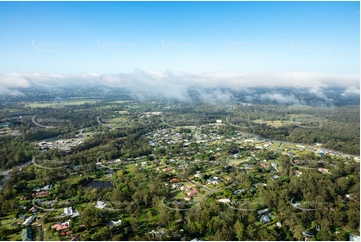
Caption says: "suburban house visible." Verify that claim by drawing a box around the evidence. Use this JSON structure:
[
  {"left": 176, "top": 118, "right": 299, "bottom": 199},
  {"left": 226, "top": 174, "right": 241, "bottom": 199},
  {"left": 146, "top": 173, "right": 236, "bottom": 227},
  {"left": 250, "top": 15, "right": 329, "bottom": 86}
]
[
  {"left": 60, "top": 231, "right": 73, "bottom": 236},
  {"left": 233, "top": 189, "right": 245, "bottom": 195},
  {"left": 171, "top": 183, "right": 182, "bottom": 189},
  {"left": 257, "top": 208, "right": 269, "bottom": 216},
  {"left": 170, "top": 178, "right": 180, "bottom": 183},
  {"left": 64, "top": 207, "right": 73, "bottom": 216},
  {"left": 23, "top": 216, "right": 36, "bottom": 226},
  {"left": 109, "top": 219, "right": 122, "bottom": 226},
  {"left": 51, "top": 221, "right": 70, "bottom": 231},
  {"left": 318, "top": 151, "right": 325, "bottom": 156},
  {"left": 63, "top": 207, "right": 78, "bottom": 217},
  {"left": 34, "top": 191, "right": 50, "bottom": 197},
  {"left": 41, "top": 184, "right": 53, "bottom": 191},
  {"left": 218, "top": 198, "right": 231, "bottom": 203},
  {"left": 95, "top": 201, "right": 107, "bottom": 209},
  {"left": 162, "top": 167, "right": 173, "bottom": 172},
  {"left": 29, "top": 207, "right": 38, "bottom": 213},
  {"left": 260, "top": 214, "right": 271, "bottom": 224},
  {"left": 303, "top": 232, "right": 315, "bottom": 238},
  {"left": 207, "top": 178, "right": 221, "bottom": 185},
  {"left": 207, "top": 176, "right": 221, "bottom": 185},
  {"left": 21, "top": 228, "right": 32, "bottom": 241},
  {"left": 294, "top": 170, "right": 303, "bottom": 177},
  {"left": 318, "top": 168, "right": 329, "bottom": 173},
  {"left": 187, "top": 190, "right": 199, "bottom": 196}
]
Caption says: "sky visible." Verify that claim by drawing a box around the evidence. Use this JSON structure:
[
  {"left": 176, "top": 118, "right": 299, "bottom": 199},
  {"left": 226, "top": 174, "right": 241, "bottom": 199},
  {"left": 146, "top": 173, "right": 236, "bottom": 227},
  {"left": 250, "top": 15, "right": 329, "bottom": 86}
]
[{"left": 0, "top": 1, "right": 360, "bottom": 94}]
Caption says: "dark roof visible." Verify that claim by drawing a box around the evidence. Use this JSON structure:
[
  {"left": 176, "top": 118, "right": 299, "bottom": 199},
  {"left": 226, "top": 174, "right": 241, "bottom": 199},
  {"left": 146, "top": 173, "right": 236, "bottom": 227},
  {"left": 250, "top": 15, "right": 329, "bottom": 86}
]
[{"left": 22, "top": 228, "right": 32, "bottom": 241}]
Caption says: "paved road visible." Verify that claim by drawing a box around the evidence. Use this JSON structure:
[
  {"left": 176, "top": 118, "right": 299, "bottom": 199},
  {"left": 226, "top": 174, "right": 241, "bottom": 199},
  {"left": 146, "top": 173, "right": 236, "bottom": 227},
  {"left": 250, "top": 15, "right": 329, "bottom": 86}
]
[
  {"left": 0, "top": 160, "right": 33, "bottom": 194},
  {"left": 37, "top": 224, "right": 44, "bottom": 241},
  {"left": 37, "top": 211, "right": 52, "bottom": 241}
]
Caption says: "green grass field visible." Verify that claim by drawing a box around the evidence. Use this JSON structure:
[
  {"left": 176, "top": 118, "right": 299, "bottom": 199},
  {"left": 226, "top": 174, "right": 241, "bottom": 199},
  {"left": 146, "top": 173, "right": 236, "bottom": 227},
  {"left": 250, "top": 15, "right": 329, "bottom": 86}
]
[
  {"left": 252, "top": 119, "right": 294, "bottom": 128},
  {"left": 126, "top": 164, "right": 137, "bottom": 175}
]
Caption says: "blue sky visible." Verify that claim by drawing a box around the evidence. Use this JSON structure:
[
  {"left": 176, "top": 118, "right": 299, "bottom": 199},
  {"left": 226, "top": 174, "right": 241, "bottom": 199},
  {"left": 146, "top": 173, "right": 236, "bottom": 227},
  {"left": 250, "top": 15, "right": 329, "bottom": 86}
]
[{"left": 0, "top": 1, "right": 359, "bottom": 76}]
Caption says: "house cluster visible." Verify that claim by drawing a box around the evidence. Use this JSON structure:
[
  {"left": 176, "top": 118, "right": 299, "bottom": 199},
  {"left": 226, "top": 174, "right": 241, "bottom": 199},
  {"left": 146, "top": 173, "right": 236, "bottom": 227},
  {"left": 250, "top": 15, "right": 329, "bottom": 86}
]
[
  {"left": 143, "top": 111, "right": 162, "bottom": 117},
  {"left": 31, "top": 184, "right": 53, "bottom": 197},
  {"left": 37, "top": 138, "right": 85, "bottom": 153},
  {"left": 170, "top": 183, "right": 200, "bottom": 198},
  {"left": 257, "top": 208, "right": 271, "bottom": 224}
]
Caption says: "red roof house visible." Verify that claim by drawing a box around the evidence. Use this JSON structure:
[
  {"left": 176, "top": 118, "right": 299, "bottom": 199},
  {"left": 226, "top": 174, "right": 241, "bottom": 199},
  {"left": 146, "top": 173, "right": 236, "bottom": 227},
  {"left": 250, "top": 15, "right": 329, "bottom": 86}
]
[
  {"left": 51, "top": 222, "right": 70, "bottom": 231},
  {"left": 187, "top": 190, "right": 199, "bottom": 196},
  {"left": 170, "top": 178, "right": 180, "bottom": 183},
  {"left": 162, "top": 167, "right": 173, "bottom": 172}
]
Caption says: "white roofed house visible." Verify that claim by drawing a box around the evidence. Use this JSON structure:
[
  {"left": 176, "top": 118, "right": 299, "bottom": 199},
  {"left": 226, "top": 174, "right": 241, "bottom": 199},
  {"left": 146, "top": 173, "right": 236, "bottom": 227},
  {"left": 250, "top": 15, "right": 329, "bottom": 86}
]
[
  {"left": 260, "top": 214, "right": 271, "bottom": 224},
  {"left": 64, "top": 207, "right": 73, "bottom": 216},
  {"left": 108, "top": 219, "right": 122, "bottom": 227},
  {"left": 218, "top": 198, "right": 231, "bottom": 203},
  {"left": 41, "top": 184, "right": 53, "bottom": 191},
  {"left": 95, "top": 201, "right": 107, "bottom": 209},
  {"left": 257, "top": 208, "right": 269, "bottom": 216},
  {"left": 63, "top": 207, "right": 79, "bottom": 217},
  {"left": 207, "top": 177, "right": 221, "bottom": 185},
  {"left": 23, "top": 215, "right": 36, "bottom": 226}
]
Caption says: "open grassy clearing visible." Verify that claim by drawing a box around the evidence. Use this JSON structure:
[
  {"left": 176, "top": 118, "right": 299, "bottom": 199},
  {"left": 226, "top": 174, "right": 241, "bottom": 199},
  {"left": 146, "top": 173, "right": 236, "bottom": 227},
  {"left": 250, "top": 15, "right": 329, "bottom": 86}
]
[
  {"left": 252, "top": 119, "right": 294, "bottom": 128},
  {"left": 125, "top": 164, "right": 136, "bottom": 175}
]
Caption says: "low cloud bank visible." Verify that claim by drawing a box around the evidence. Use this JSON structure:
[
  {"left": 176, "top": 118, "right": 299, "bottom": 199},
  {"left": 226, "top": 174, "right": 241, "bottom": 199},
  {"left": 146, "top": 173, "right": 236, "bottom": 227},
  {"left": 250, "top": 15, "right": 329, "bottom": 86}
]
[{"left": 0, "top": 70, "right": 359, "bottom": 104}]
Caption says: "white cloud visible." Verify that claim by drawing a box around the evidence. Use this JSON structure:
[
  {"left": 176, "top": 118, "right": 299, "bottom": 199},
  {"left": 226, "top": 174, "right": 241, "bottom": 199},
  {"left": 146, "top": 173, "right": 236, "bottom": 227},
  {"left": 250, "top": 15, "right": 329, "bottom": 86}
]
[
  {"left": 308, "top": 87, "right": 332, "bottom": 102},
  {"left": 341, "top": 86, "right": 360, "bottom": 96},
  {"left": 0, "top": 71, "right": 359, "bottom": 103},
  {"left": 259, "top": 93, "right": 300, "bottom": 104}
]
